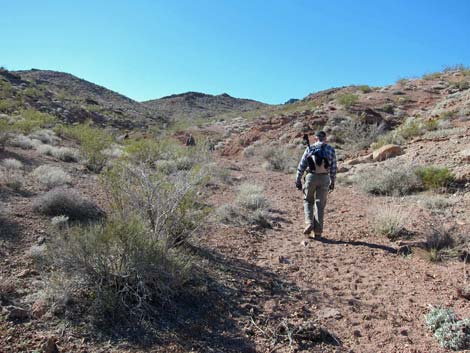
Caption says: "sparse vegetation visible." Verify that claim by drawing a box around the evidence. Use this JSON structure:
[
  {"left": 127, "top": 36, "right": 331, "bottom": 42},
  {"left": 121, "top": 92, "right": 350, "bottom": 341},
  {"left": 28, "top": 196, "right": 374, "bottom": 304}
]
[
  {"left": 355, "top": 162, "right": 422, "bottom": 196},
  {"left": 261, "top": 146, "right": 298, "bottom": 172},
  {"left": 415, "top": 166, "right": 454, "bottom": 190},
  {"left": 32, "top": 165, "right": 71, "bottom": 189},
  {"left": 357, "top": 85, "right": 372, "bottom": 93},
  {"left": 0, "top": 158, "right": 24, "bottom": 190},
  {"left": 12, "top": 109, "right": 57, "bottom": 134},
  {"left": 32, "top": 188, "right": 104, "bottom": 222},
  {"left": 56, "top": 122, "right": 113, "bottom": 172},
  {"left": 9, "top": 134, "right": 35, "bottom": 149},
  {"left": 337, "top": 93, "right": 359, "bottom": 108},
  {"left": 371, "top": 205, "right": 405, "bottom": 240},
  {"left": 426, "top": 307, "right": 470, "bottom": 350},
  {"left": 424, "top": 227, "right": 455, "bottom": 262}
]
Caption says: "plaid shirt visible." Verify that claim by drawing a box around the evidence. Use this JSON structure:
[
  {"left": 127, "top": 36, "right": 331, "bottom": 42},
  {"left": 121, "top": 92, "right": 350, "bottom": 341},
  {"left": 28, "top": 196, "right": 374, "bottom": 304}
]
[{"left": 296, "top": 142, "right": 337, "bottom": 183}]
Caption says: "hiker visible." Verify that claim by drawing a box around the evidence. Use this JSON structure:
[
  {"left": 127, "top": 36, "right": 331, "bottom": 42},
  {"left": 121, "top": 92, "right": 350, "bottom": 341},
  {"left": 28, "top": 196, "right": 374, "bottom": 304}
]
[
  {"left": 295, "top": 131, "right": 337, "bottom": 239},
  {"left": 185, "top": 134, "right": 196, "bottom": 146}
]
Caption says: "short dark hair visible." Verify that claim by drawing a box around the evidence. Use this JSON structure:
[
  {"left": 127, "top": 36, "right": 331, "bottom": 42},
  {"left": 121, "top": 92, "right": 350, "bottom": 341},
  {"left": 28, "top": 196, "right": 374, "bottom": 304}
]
[{"left": 315, "top": 131, "right": 326, "bottom": 141}]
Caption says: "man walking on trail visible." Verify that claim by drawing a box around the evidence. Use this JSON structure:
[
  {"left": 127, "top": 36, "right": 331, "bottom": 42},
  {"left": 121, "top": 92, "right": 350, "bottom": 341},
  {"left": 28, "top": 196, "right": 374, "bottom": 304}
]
[{"left": 295, "top": 131, "right": 337, "bottom": 239}]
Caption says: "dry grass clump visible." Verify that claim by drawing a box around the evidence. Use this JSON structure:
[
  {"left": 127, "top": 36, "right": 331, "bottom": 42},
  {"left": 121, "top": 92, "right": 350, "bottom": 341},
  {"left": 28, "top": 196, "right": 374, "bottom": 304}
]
[
  {"left": 424, "top": 227, "right": 456, "bottom": 262},
  {"left": 28, "top": 129, "right": 60, "bottom": 145},
  {"left": 371, "top": 204, "right": 406, "bottom": 240},
  {"left": 419, "top": 194, "right": 453, "bottom": 212},
  {"left": 9, "top": 134, "right": 35, "bottom": 149},
  {"left": 36, "top": 145, "right": 80, "bottom": 162},
  {"left": 217, "top": 182, "right": 271, "bottom": 228},
  {"left": 32, "top": 188, "right": 104, "bottom": 222},
  {"left": 32, "top": 165, "right": 72, "bottom": 189},
  {"left": 0, "top": 158, "right": 24, "bottom": 190}
]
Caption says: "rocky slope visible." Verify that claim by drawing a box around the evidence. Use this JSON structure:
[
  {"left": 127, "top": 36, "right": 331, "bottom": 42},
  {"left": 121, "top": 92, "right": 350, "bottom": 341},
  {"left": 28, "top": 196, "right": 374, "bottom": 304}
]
[{"left": 143, "top": 91, "right": 267, "bottom": 121}]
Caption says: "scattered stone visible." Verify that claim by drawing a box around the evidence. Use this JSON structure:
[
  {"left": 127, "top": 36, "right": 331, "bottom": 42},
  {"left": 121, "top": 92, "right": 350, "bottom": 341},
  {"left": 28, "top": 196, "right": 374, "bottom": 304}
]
[
  {"left": 32, "top": 299, "right": 48, "bottom": 318},
  {"left": 44, "top": 337, "right": 60, "bottom": 353},
  {"left": 353, "top": 329, "right": 362, "bottom": 337},
  {"left": 4, "top": 305, "right": 29, "bottom": 320},
  {"left": 317, "top": 308, "right": 342, "bottom": 320},
  {"left": 372, "top": 144, "right": 402, "bottom": 162}
]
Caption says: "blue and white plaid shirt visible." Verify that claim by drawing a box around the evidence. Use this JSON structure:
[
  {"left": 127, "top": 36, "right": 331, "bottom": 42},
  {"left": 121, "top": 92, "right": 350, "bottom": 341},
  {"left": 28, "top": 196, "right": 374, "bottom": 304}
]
[{"left": 296, "top": 142, "right": 337, "bottom": 184}]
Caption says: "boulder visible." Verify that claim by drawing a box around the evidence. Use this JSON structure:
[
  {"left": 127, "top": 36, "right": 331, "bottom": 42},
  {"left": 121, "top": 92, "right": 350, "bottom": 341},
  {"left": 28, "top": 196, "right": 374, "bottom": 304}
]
[
  {"left": 4, "top": 305, "right": 29, "bottom": 320},
  {"left": 372, "top": 144, "right": 402, "bottom": 162}
]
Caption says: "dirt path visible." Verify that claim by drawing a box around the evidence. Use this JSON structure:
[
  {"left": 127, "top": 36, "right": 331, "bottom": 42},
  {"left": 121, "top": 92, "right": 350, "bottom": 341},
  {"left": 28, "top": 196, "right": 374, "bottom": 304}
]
[{"left": 206, "top": 157, "right": 470, "bottom": 353}]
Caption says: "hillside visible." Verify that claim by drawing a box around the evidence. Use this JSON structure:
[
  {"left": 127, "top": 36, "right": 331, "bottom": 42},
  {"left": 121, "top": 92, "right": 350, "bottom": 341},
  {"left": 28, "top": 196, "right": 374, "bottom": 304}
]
[
  {"left": 143, "top": 91, "right": 267, "bottom": 120},
  {"left": 1, "top": 67, "right": 470, "bottom": 352},
  {"left": 0, "top": 69, "right": 267, "bottom": 129}
]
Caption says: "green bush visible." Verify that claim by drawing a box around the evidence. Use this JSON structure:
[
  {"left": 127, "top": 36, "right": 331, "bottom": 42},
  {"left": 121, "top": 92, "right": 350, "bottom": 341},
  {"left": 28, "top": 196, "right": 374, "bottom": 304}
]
[
  {"left": 13, "top": 109, "right": 57, "bottom": 134},
  {"left": 415, "top": 166, "right": 454, "bottom": 190},
  {"left": 337, "top": 93, "right": 359, "bottom": 107},
  {"left": 357, "top": 85, "right": 372, "bottom": 93},
  {"left": 261, "top": 146, "right": 298, "bottom": 172},
  {"left": 46, "top": 216, "right": 192, "bottom": 321},
  {"left": 58, "top": 123, "right": 113, "bottom": 172}
]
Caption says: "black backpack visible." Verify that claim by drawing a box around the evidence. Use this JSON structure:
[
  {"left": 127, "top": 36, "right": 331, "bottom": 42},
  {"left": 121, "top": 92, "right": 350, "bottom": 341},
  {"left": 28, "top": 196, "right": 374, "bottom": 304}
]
[{"left": 308, "top": 144, "right": 330, "bottom": 171}]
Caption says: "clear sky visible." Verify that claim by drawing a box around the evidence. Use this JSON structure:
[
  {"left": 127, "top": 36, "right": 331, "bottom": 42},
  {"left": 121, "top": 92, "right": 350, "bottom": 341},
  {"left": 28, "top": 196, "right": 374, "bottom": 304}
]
[{"left": 2, "top": 0, "right": 469, "bottom": 104}]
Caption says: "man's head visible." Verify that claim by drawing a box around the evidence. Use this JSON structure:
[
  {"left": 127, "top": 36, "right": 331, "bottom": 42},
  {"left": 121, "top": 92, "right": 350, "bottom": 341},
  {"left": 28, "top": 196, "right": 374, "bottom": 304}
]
[{"left": 315, "top": 131, "right": 327, "bottom": 142}]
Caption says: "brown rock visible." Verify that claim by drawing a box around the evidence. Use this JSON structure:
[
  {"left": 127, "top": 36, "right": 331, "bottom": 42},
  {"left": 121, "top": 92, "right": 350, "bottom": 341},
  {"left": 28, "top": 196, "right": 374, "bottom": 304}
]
[
  {"left": 372, "top": 144, "right": 402, "bottom": 162},
  {"left": 5, "top": 305, "right": 29, "bottom": 320},
  {"left": 32, "top": 299, "right": 48, "bottom": 318},
  {"left": 44, "top": 337, "right": 60, "bottom": 353}
]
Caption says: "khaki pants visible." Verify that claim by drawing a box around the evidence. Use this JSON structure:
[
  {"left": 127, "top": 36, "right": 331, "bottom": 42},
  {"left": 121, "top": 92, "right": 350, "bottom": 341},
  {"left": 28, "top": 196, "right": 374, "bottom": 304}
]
[{"left": 303, "top": 173, "right": 330, "bottom": 235}]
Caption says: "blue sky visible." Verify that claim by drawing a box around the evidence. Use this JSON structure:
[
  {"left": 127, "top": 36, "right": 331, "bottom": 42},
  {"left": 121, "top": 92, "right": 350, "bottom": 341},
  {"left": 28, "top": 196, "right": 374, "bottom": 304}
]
[{"left": 1, "top": 0, "right": 469, "bottom": 104}]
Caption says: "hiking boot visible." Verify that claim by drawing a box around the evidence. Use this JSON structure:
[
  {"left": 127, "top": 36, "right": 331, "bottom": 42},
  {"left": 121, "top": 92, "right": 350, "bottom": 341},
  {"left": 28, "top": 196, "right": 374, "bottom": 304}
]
[
  {"left": 313, "top": 233, "right": 322, "bottom": 239},
  {"left": 303, "top": 224, "right": 314, "bottom": 235}
]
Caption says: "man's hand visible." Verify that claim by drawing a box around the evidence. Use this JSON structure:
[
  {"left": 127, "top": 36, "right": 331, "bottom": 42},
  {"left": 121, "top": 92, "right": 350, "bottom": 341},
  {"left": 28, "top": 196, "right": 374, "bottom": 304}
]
[
  {"left": 295, "top": 180, "right": 302, "bottom": 190},
  {"left": 329, "top": 181, "right": 335, "bottom": 192}
]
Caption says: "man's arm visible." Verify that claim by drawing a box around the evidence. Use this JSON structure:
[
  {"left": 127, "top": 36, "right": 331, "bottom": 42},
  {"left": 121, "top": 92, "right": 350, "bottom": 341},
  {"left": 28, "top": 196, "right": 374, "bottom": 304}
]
[
  {"left": 296, "top": 147, "right": 309, "bottom": 186},
  {"left": 328, "top": 146, "right": 337, "bottom": 185}
]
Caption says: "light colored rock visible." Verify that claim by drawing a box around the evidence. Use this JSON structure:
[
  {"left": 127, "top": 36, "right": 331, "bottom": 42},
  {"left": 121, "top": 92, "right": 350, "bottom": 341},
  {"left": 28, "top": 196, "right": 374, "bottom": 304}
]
[
  {"left": 460, "top": 148, "right": 470, "bottom": 162},
  {"left": 372, "top": 144, "right": 402, "bottom": 162}
]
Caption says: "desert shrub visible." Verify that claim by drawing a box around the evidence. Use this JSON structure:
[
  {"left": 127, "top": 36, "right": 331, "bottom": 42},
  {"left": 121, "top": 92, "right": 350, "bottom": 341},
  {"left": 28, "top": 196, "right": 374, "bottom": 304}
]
[
  {"left": 424, "top": 227, "right": 456, "bottom": 262},
  {"left": 102, "top": 162, "right": 208, "bottom": 248},
  {"left": 415, "top": 166, "right": 454, "bottom": 190},
  {"left": 29, "top": 129, "right": 60, "bottom": 145},
  {"left": 337, "top": 120, "right": 384, "bottom": 151},
  {"left": 46, "top": 216, "right": 192, "bottom": 321},
  {"left": 337, "top": 93, "right": 358, "bottom": 107},
  {"left": 0, "top": 118, "right": 13, "bottom": 150},
  {"left": 9, "top": 134, "right": 34, "bottom": 149},
  {"left": 243, "top": 145, "right": 255, "bottom": 158},
  {"left": 357, "top": 85, "right": 372, "bottom": 93},
  {"left": 423, "top": 72, "right": 441, "bottom": 80},
  {"left": 102, "top": 144, "right": 124, "bottom": 159},
  {"left": 32, "top": 188, "right": 104, "bottom": 222},
  {"left": 236, "top": 183, "right": 269, "bottom": 211},
  {"left": 57, "top": 123, "right": 113, "bottom": 172},
  {"left": 262, "top": 146, "right": 297, "bottom": 172},
  {"left": 355, "top": 163, "right": 422, "bottom": 196},
  {"left": 216, "top": 204, "right": 271, "bottom": 228},
  {"left": 0, "top": 158, "right": 24, "bottom": 191},
  {"left": 426, "top": 307, "right": 470, "bottom": 350},
  {"left": 13, "top": 109, "right": 57, "bottom": 134},
  {"left": 420, "top": 195, "right": 453, "bottom": 211},
  {"left": 1, "top": 158, "right": 23, "bottom": 170},
  {"left": 371, "top": 205, "right": 405, "bottom": 240},
  {"left": 371, "top": 131, "right": 405, "bottom": 150},
  {"left": 154, "top": 159, "right": 178, "bottom": 175},
  {"left": 398, "top": 117, "right": 423, "bottom": 139},
  {"left": 32, "top": 165, "right": 72, "bottom": 189},
  {"left": 51, "top": 147, "right": 80, "bottom": 162}
]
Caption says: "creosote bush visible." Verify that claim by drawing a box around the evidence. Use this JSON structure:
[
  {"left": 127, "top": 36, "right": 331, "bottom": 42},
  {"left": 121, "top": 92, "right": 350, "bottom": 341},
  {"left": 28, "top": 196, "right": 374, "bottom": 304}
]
[
  {"left": 56, "top": 122, "right": 113, "bottom": 172},
  {"left": 261, "top": 146, "right": 298, "bottom": 172},
  {"left": 337, "top": 93, "right": 359, "bottom": 108},
  {"left": 236, "top": 183, "right": 269, "bottom": 211},
  {"left": 415, "top": 166, "right": 454, "bottom": 190},
  {"left": 12, "top": 109, "right": 57, "bottom": 134},
  {"left": 32, "top": 188, "right": 104, "bottom": 222},
  {"left": 46, "top": 216, "right": 192, "bottom": 321}
]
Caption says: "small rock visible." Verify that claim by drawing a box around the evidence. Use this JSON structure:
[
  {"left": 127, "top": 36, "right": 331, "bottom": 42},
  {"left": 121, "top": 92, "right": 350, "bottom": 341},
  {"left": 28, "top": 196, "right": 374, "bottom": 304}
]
[
  {"left": 5, "top": 305, "right": 29, "bottom": 320},
  {"left": 44, "top": 337, "right": 60, "bottom": 353},
  {"left": 32, "top": 299, "right": 48, "bottom": 318},
  {"left": 353, "top": 329, "right": 362, "bottom": 337},
  {"left": 317, "top": 308, "right": 342, "bottom": 320},
  {"left": 400, "top": 328, "right": 409, "bottom": 336}
]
